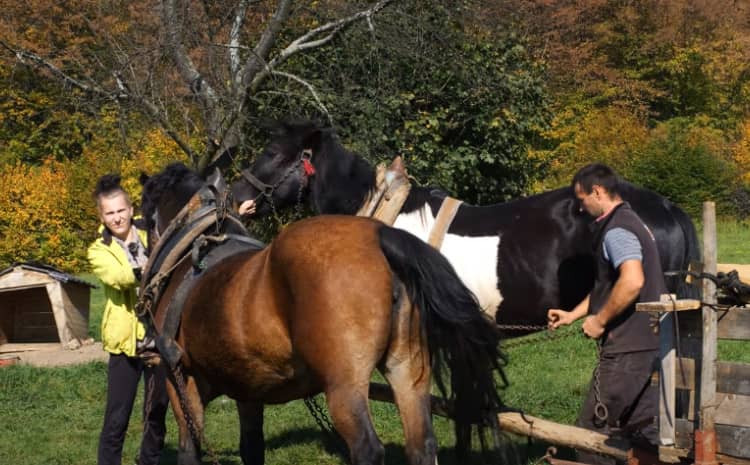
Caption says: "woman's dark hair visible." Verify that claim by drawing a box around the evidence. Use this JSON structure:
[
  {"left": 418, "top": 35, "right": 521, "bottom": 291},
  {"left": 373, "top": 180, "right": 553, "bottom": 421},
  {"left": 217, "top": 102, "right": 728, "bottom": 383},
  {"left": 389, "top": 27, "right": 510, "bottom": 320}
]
[{"left": 93, "top": 174, "right": 130, "bottom": 207}]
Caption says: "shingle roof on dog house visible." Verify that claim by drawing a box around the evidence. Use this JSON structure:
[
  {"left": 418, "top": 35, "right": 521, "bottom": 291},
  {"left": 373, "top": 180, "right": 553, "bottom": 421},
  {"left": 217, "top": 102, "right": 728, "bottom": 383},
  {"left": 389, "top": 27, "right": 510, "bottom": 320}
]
[{"left": 0, "top": 262, "right": 96, "bottom": 349}]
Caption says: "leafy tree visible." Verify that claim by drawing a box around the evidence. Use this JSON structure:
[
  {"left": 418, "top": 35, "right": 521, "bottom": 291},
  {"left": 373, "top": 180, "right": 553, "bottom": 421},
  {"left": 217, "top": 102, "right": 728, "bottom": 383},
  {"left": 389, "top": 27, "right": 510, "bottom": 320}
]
[
  {"left": 245, "top": 3, "right": 551, "bottom": 204},
  {"left": 0, "top": 65, "right": 94, "bottom": 165},
  {"left": 532, "top": 106, "right": 650, "bottom": 192},
  {"left": 624, "top": 117, "right": 736, "bottom": 217}
]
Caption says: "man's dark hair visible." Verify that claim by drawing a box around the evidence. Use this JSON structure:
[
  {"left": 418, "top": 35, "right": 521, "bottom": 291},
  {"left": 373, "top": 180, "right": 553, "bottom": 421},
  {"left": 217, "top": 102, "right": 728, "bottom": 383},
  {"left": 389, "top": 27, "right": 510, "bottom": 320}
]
[
  {"left": 571, "top": 163, "right": 621, "bottom": 197},
  {"left": 93, "top": 174, "right": 129, "bottom": 207}
]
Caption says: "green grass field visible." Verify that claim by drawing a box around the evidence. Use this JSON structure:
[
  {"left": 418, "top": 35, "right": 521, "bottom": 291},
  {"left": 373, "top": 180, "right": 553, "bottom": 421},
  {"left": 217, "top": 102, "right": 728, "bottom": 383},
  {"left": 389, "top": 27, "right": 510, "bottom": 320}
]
[{"left": 1, "top": 220, "right": 749, "bottom": 465}]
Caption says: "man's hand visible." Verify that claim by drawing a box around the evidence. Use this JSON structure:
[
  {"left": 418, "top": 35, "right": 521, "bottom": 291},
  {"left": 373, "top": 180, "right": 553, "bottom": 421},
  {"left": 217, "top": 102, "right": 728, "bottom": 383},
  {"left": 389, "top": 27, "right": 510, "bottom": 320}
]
[
  {"left": 582, "top": 314, "right": 606, "bottom": 339},
  {"left": 547, "top": 309, "right": 576, "bottom": 330},
  {"left": 238, "top": 199, "right": 256, "bottom": 216}
]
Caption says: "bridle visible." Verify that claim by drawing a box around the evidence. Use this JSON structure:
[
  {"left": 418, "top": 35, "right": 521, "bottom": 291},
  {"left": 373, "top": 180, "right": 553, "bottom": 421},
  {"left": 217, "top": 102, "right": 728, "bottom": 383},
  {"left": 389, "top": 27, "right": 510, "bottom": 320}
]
[{"left": 239, "top": 148, "right": 314, "bottom": 220}]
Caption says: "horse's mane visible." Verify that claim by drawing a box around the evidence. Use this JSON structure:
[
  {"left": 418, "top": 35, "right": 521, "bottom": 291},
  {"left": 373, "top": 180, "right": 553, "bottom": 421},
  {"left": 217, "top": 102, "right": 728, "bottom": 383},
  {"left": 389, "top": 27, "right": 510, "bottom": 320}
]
[{"left": 141, "top": 162, "right": 204, "bottom": 231}]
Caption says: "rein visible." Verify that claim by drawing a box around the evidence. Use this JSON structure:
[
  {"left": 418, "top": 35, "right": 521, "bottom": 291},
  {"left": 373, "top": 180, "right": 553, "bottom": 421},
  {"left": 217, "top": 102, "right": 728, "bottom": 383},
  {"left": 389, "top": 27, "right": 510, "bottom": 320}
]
[{"left": 240, "top": 148, "right": 313, "bottom": 203}]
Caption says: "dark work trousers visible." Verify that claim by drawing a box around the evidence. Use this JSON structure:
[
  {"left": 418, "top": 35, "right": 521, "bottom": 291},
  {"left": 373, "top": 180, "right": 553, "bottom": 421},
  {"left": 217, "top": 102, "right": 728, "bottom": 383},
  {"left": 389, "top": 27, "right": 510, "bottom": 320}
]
[
  {"left": 98, "top": 353, "right": 169, "bottom": 465},
  {"left": 576, "top": 349, "right": 659, "bottom": 465}
]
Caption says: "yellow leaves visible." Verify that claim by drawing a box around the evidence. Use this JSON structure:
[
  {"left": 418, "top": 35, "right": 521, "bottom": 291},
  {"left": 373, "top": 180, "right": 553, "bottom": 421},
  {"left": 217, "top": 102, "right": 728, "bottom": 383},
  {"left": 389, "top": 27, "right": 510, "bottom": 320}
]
[
  {"left": 534, "top": 106, "right": 650, "bottom": 192},
  {"left": 0, "top": 158, "right": 80, "bottom": 270},
  {"left": 0, "top": 123, "right": 189, "bottom": 272},
  {"left": 733, "top": 119, "right": 750, "bottom": 187}
]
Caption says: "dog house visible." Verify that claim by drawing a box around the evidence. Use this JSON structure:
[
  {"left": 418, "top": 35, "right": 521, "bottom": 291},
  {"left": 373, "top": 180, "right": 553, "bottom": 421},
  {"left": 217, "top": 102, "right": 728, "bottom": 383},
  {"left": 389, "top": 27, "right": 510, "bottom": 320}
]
[{"left": 0, "top": 263, "right": 96, "bottom": 348}]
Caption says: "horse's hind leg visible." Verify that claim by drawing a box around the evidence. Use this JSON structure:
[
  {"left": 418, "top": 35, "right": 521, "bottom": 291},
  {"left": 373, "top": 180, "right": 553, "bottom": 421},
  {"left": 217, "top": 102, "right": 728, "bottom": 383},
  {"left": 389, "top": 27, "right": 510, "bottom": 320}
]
[
  {"left": 237, "top": 400, "right": 265, "bottom": 465},
  {"left": 325, "top": 386, "right": 384, "bottom": 465},
  {"left": 382, "top": 295, "right": 437, "bottom": 465}
]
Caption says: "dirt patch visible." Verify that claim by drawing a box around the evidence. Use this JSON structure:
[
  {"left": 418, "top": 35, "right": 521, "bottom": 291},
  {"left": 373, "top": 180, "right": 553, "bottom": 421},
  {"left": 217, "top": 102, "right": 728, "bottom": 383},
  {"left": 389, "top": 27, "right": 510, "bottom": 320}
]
[{"left": 0, "top": 340, "right": 108, "bottom": 367}]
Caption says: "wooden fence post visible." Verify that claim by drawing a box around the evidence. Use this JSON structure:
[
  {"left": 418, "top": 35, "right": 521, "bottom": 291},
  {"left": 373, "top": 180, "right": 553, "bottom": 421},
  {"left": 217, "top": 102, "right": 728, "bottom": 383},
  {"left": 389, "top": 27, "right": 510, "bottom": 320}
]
[{"left": 696, "top": 201, "right": 718, "bottom": 465}]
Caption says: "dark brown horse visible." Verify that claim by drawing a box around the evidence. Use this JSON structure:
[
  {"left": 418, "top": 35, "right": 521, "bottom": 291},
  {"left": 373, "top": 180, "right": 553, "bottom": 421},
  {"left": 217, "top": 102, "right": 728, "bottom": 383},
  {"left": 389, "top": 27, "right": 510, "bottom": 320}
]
[{"left": 139, "top": 163, "right": 507, "bottom": 465}]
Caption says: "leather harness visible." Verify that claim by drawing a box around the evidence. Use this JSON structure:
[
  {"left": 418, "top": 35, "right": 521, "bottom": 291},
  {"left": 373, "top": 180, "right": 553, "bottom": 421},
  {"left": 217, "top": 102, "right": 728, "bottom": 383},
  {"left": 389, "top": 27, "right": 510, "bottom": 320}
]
[
  {"left": 356, "top": 156, "right": 462, "bottom": 249},
  {"left": 137, "top": 177, "right": 264, "bottom": 369}
]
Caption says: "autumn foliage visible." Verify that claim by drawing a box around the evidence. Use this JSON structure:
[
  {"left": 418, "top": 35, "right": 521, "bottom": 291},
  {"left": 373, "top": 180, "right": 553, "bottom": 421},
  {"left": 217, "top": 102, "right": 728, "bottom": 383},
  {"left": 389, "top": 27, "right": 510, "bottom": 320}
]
[{"left": 0, "top": 126, "right": 187, "bottom": 272}]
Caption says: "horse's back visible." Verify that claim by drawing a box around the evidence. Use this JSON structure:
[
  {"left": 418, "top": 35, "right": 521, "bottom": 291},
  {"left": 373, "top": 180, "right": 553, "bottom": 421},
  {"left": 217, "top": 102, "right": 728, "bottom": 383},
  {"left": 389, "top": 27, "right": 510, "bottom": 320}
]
[
  {"left": 267, "top": 216, "right": 397, "bottom": 385},
  {"left": 270, "top": 215, "right": 396, "bottom": 323}
]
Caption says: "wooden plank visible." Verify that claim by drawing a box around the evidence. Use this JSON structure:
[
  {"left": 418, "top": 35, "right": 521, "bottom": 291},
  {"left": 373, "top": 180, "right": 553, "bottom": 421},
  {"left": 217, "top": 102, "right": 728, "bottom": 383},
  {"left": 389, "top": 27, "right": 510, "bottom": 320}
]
[
  {"left": 675, "top": 357, "right": 696, "bottom": 391},
  {"left": 367, "top": 382, "right": 631, "bottom": 460},
  {"left": 717, "top": 453, "right": 750, "bottom": 465},
  {"left": 659, "top": 445, "right": 690, "bottom": 463},
  {"left": 0, "top": 269, "right": 53, "bottom": 290},
  {"left": 498, "top": 411, "right": 630, "bottom": 460},
  {"left": 716, "top": 423, "right": 750, "bottom": 459},
  {"left": 700, "top": 201, "right": 718, "bottom": 434},
  {"left": 636, "top": 299, "right": 702, "bottom": 312},
  {"left": 717, "top": 308, "right": 750, "bottom": 340},
  {"left": 660, "top": 310, "right": 677, "bottom": 445},
  {"left": 675, "top": 418, "right": 695, "bottom": 449},
  {"left": 717, "top": 362, "right": 750, "bottom": 396},
  {"left": 0, "top": 342, "right": 60, "bottom": 353},
  {"left": 676, "top": 412, "right": 750, "bottom": 459},
  {"left": 715, "top": 393, "right": 750, "bottom": 428}
]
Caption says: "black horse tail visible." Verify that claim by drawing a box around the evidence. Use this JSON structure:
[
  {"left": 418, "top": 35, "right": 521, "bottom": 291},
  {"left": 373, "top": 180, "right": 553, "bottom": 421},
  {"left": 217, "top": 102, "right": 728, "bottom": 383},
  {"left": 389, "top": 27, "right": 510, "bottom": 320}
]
[
  {"left": 377, "top": 225, "right": 507, "bottom": 457},
  {"left": 670, "top": 204, "right": 701, "bottom": 299}
]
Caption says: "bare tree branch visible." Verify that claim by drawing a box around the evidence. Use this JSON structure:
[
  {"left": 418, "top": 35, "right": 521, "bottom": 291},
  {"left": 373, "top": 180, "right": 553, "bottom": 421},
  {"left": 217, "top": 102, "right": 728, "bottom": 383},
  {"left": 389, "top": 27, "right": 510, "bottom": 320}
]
[
  {"left": 162, "top": 0, "right": 219, "bottom": 108},
  {"left": 230, "top": 0, "right": 251, "bottom": 87},
  {"left": 0, "top": 39, "right": 112, "bottom": 97},
  {"left": 271, "top": 70, "right": 331, "bottom": 120},
  {"left": 241, "top": 0, "right": 294, "bottom": 88},
  {"left": 248, "top": 0, "right": 396, "bottom": 93},
  {"left": 2, "top": 0, "right": 400, "bottom": 175}
]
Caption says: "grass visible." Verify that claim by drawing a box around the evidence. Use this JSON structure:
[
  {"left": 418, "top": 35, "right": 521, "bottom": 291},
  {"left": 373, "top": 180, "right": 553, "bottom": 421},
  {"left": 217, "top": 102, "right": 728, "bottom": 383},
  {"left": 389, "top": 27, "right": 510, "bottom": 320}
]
[
  {"left": 1, "top": 219, "right": 749, "bottom": 464},
  {"left": 715, "top": 219, "right": 750, "bottom": 263}
]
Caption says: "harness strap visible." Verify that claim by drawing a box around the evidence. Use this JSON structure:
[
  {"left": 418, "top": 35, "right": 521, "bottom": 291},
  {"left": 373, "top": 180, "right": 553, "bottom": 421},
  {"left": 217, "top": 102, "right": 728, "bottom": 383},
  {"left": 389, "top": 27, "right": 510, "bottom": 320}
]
[
  {"left": 356, "top": 156, "right": 411, "bottom": 225},
  {"left": 141, "top": 186, "right": 218, "bottom": 287},
  {"left": 157, "top": 235, "right": 265, "bottom": 369},
  {"left": 427, "top": 197, "right": 463, "bottom": 250}
]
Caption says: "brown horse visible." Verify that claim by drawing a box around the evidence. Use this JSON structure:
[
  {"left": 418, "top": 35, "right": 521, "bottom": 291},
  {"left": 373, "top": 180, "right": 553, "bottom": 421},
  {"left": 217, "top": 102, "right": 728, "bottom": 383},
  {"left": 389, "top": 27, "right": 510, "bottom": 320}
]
[{"left": 139, "top": 163, "right": 507, "bottom": 465}]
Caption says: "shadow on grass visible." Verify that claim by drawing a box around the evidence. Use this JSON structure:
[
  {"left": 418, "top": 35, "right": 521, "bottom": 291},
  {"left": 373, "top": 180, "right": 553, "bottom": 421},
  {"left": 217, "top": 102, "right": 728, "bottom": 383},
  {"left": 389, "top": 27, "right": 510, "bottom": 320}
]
[{"left": 157, "top": 428, "right": 578, "bottom": 465}]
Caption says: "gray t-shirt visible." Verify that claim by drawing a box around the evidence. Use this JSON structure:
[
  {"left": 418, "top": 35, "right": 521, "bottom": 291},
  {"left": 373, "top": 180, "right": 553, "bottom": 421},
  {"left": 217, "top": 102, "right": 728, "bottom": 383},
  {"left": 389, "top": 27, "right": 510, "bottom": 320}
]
[{"left": 602, "top": 227, "right": 642, "bottom": 269}]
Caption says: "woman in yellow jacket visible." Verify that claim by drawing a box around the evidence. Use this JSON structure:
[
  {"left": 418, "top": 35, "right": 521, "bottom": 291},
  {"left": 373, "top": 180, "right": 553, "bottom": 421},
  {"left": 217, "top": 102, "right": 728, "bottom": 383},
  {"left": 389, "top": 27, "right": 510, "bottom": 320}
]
[{"left": 88, "top": 174, "right": 168, "bottom": 465}]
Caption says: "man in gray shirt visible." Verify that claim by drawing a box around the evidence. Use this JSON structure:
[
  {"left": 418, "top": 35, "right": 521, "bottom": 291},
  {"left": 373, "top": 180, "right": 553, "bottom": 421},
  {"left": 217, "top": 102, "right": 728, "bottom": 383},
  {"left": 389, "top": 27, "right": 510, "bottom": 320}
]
[{"left": 548, "top": 163, "right": 665, "bottom": 465}]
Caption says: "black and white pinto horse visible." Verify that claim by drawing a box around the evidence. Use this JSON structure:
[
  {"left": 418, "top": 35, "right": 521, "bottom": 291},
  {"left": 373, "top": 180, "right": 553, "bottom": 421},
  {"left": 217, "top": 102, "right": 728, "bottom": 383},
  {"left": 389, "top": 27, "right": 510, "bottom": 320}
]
[{"left": 232, "top": 120, "right": 700, "bottom": 328}]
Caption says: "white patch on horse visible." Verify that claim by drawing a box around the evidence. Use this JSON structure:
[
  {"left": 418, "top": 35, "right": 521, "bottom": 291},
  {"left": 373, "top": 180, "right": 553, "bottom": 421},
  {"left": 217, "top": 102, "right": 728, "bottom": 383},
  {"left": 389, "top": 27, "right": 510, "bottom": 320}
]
[{"left": 393, "top": 206, "right": 503, "bottom": 319}]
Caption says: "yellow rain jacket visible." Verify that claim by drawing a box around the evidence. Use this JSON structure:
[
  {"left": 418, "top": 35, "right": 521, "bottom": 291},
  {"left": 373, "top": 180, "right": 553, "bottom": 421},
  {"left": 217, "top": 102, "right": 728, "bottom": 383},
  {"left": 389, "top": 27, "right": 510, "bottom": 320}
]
[{"left": 87, "top": 224, "right": 148, "bottom": 357}]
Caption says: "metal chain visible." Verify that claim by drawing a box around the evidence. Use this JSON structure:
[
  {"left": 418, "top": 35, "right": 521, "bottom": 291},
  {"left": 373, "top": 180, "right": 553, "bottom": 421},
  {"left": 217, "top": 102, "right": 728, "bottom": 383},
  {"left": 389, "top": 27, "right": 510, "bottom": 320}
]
[
  {"left": 141, "top": 371, "right": 155, "bottom": 449},
  {"left": 304, "top": 396, "right": 337, "bottom": 436},
  {"left": 592, "top": 340, "right": 609, "bottom": 425},
  {"left": 172, "top": 365, "right": 222, "bottom": 465},
  {"left": 498, "top": 323, "right": 609, "bottom": 423},
  {"left": 303, "top": 396, "right": 348, "bottom": 456},
  {"left": 498, "top": 323, "right": 580, "bottom": 348}
]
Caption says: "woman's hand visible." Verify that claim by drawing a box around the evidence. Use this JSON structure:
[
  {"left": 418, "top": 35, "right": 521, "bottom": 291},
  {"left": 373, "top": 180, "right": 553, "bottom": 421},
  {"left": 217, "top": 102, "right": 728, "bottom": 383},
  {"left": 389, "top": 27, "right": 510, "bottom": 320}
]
[{"left": 238, "top": 199, "right": 256, "bottom": 217}]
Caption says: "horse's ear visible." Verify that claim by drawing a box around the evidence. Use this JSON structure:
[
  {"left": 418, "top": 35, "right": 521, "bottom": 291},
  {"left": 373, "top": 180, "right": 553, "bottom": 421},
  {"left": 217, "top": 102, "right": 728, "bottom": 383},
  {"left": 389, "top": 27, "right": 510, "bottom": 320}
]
[
  {"left": 139, "top": 172, "right": 150, "bottom": 186},
  {"left": 202, "top": 147, "right": 235, "bottom": 178},
  {"left": 303, "top": 124, "right": 329, "bottom": 157}
]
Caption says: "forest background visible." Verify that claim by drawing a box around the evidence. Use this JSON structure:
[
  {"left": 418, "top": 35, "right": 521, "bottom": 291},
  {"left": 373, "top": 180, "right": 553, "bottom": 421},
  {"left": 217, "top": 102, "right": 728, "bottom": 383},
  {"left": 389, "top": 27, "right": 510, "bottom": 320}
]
[{"left": 2, "top": 0, "right": 750, "bottom": 272}]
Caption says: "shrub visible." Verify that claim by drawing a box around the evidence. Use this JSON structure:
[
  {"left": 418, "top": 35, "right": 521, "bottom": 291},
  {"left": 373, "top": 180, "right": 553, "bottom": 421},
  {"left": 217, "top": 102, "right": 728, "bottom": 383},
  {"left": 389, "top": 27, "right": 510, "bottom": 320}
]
[{"left": 624, "top": 117, "right": 736, "bottom": 217}]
